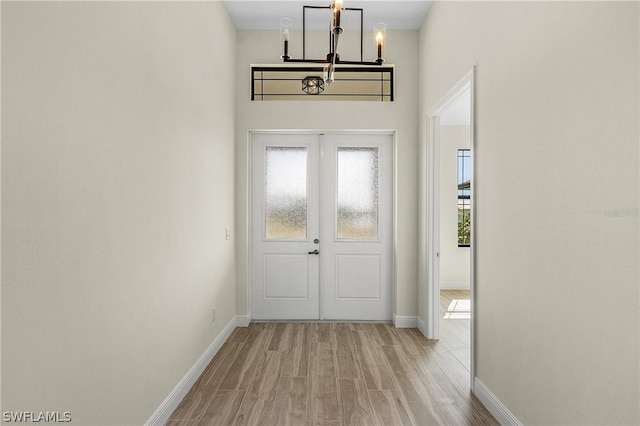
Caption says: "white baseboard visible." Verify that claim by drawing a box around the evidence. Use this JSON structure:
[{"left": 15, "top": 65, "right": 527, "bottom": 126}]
[
  {"left": 393, "top": 315, "right": 417, "bottom": 328},
  {"left": 440, "top": 282, "right": 471, "bottom": 290},
  {"left": 236, "top": 314, "right": 251, "bottom": 327},
  {"left": 416, "top": 317, "right": 427, "bottom": 337},
  {"left": 145, "top": 317, "right": 238, "bottom": 426},
  {"left": 473, "top": 378, "right": 522, "bottom": 426}
]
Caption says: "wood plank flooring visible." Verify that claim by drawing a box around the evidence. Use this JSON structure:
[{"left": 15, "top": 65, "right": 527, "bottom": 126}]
[
  {"left": 168, "top": 321, "right": 496, "bottom": 425},
  {"left": 439, "top": 290, "right": 471, "bottom": 371}
]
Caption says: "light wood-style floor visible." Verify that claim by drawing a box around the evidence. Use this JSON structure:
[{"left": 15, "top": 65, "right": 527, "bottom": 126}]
[
  {"left": 167, "top": 319, "right": 496, "bottom": 425},
  {"left": 440, "top": 290, "right": 471, "bottom": 372}
]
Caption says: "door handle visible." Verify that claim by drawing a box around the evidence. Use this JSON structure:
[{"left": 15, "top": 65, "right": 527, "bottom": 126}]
[{"left": 308, "top": 249, "right": 320, "bottom": 255}]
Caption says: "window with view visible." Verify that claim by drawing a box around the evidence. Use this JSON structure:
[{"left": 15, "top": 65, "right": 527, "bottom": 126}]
[{"left": 457, "top": 149, "right": 471, "bottom": 246}]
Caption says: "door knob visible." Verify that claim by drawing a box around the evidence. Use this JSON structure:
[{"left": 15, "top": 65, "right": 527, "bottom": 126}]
[{"left": 308, "top": 249, "right": 320, "bottom": 255}]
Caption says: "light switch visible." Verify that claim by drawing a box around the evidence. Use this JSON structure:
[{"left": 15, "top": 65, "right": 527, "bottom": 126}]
[{"left": 225, "top": 227, "right": 232, "bottom": 240}]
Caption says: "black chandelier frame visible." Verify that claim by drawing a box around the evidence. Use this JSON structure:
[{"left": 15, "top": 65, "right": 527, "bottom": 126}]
[{"left": 282, "top": 5, "right": 384, "bottom": 66}]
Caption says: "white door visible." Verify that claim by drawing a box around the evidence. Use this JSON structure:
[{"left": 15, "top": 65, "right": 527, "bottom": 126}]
[
  {"left": 251, "top": 132, "right": 392, "bottom": 321},
  {"left": 251, "top": 134, "right": 320, "bottom": 320},
  {"left": 320, "top": 134, "right": 393, "bottom": 320}
]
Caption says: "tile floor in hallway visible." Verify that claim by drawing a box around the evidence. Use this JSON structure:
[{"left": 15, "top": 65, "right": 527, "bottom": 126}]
[{"left": 167, "top": 317, "right": 496, "bottom": 425}]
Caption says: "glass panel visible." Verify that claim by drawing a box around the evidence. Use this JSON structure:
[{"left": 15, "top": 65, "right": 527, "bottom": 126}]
[
  {"left": 251, "top": 67, "right": 393, "bottom": 102},
  {"left": 265, "top": 147, "right": 307, "bottom": 239},
  {"left": 337, "top": 147, "right": 379, "bottom": 239},
  {"left": 457, "top": 149, "right": 471, "bottom": 246}
]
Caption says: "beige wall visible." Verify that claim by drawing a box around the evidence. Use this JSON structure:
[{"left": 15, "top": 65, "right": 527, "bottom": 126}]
[
  {"left": 1, "top": 2, "right": 237, "bottom": 423},
  {"left": 419, "top": 2, "right": 639, "bottom": 424},
  {"left": 235, "top": 30, "right": 420, "bottom": 319},
  {"left": 439, "top": 126, "right": 470, "bottom": 289}
]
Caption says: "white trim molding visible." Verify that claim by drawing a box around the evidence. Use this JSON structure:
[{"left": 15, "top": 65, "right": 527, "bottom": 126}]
[
  {"left": 393, "top": 315, "right": 417, "bottom": 328},
  {"left": 474, "top": 378, "right": 523, "bottom": 426},
  {"left": 145, "top": 317, "right": 238, "bottom": 426},
  {"left": 416, "top": 317, "right": 428, "bottom": 337},
  {"left": 236, "top": 314, "right": 252, "bottom": 327}
]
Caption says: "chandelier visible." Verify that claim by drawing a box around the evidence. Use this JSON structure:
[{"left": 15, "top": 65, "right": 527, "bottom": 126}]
[{"left": 279, "top": 1, "right": 386, "bottom": 93}]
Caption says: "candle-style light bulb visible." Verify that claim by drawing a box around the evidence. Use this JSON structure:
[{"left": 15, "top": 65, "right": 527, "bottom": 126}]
[
  {"left": 283, "top": 28, "right": 290, "bottom": 56},
  {"left": 333, "top": 0, "right": 343, "bottom": 32},
  {"left": 280, "top": 18, "right": 292, "bottom": 60},
  {"left": 373, "top": 22, "right": 386, "bottom": 63}
]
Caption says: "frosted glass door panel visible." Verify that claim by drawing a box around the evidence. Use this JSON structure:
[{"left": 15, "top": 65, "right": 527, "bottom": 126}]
[
  {"left": 265, "top": 147, "right": 308, "bottom": 239},
  {"left": 337, "top": 147, "right": 379, "bottom": 240}
]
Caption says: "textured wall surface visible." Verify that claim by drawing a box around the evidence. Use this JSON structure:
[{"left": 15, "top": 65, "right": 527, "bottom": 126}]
[
  {"left": 2, "top": 2, "right": 237, "bottom": 423},
  {"left": 418, "top": 2, "right": 639, "bottom": 424}
]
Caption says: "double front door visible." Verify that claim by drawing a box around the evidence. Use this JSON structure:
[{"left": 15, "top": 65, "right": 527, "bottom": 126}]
[{"left": 250, "top": 133, "right": 393, "bottom": 320}]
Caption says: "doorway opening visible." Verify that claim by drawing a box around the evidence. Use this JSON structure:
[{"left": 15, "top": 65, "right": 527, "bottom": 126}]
[
  {"left": 438, "top": 91, "right": 472, "bottom": 372},
  {"left": 425, "top": 68, "right": 475, "bottom": 388},
  {"left": 250, "top": 132, "right": 394, "bottom": 321}
]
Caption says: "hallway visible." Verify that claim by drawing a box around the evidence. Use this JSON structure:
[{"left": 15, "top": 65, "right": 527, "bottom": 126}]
[{"left": 168, "top": 322, "right": 497, "bottom": 425}]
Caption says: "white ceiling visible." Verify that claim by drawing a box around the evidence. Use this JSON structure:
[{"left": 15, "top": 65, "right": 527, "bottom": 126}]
[{"left": 223, "top": 0, "right": 433, "bottom": 30}]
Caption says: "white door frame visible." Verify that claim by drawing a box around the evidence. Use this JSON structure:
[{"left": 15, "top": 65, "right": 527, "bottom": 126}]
[
  {"left": 424, "top": 67, "right": 476, "bottom": 388},
  {"left": 247, "top": 130, "right": 397, "bottom": 322}
]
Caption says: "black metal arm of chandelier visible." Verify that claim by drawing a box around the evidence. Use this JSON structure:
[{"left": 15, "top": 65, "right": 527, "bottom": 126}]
[{"left": 280, "top": 1, "right": 386, "bottom": 84}]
